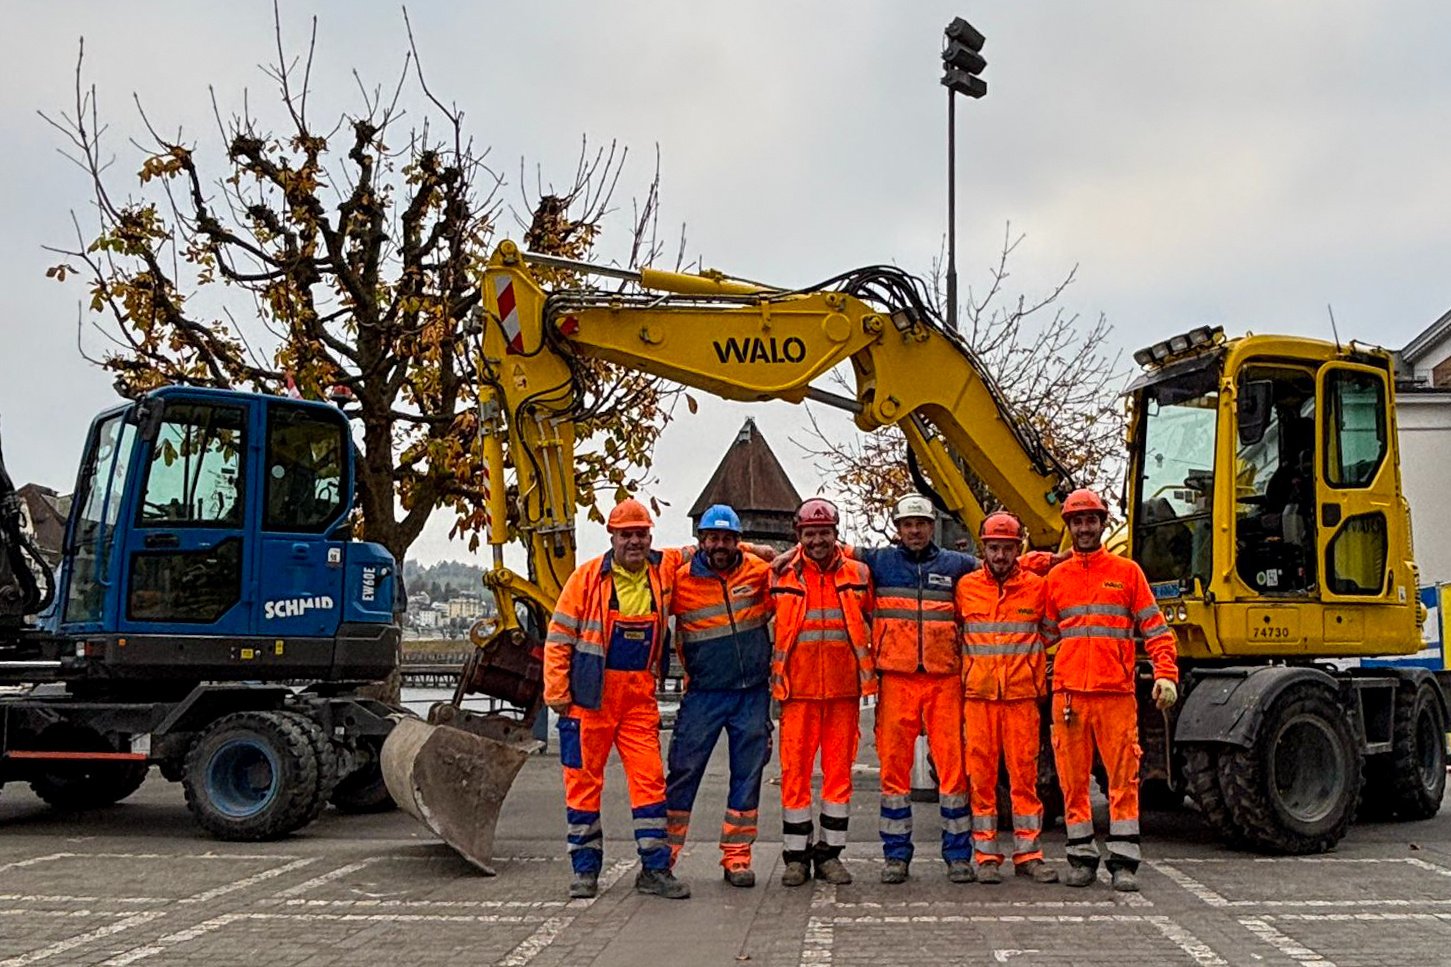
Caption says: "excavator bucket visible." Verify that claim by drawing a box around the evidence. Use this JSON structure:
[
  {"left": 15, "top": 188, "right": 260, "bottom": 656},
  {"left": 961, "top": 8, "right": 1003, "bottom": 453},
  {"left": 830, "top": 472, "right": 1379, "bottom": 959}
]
[
  {"left": 381, "top": 707, "right": 542, "bottom": 874},
  {"left": 380, "top": 627, "right": 546, "bottom": 874}
]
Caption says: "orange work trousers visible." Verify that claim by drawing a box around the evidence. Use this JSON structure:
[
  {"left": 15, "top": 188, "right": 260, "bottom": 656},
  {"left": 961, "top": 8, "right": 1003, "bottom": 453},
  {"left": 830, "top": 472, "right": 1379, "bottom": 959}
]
[
  {"left": 964, "top": 698, "right": 1044, "bottom": 865},
  {"left": 876, "top": 672, "right": 970, "bottom": 863},
  {"left": 780, "top": 697, "right": 860, "bottom": 862},
  {"left": 1050, "top": 691, "right": 1142, "bottom": 873},
  {"left": 560, "top": 669, "right": 669, "bottom": 875}
]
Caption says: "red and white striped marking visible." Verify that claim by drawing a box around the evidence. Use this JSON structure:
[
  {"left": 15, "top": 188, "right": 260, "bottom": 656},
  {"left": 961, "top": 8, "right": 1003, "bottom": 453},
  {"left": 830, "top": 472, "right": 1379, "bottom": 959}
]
[{"left": 494, "top": 277, "right": 524, "bottom": 354}]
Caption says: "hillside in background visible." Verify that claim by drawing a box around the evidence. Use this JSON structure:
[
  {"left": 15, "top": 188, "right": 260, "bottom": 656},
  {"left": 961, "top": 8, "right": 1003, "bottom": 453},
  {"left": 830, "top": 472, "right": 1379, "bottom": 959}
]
[{"left": 403, "top": 559, "right": 485, "bottom": 602}]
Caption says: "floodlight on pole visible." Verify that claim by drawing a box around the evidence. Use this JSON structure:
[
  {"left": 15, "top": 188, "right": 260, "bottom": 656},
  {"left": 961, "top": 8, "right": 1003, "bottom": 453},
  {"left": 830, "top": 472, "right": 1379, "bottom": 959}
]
[{"left": 940, "top": 16, "right": 987, "bottom": 332}]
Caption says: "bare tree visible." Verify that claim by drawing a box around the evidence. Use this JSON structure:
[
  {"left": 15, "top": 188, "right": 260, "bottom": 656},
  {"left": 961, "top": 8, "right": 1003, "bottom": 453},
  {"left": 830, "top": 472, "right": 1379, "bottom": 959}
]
[{"left": 42, "top": 9, "right": 683, "bottom": 564}]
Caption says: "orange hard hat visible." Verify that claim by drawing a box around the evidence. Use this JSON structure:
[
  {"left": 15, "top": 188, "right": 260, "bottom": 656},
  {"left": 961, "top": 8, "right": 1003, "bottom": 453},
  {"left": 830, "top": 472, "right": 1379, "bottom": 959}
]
[
  {"left": 607, "top": 498, "right": 654, "bottom": 531},
  {"left": 1061, "top": 488, "right": 1108, "bottom": 519},
  {"left": 795, "top": 497, "right": 840, "bottom": 530},
  {"left": 978, "top": 511, "right": 1024, "bottom": 542}
]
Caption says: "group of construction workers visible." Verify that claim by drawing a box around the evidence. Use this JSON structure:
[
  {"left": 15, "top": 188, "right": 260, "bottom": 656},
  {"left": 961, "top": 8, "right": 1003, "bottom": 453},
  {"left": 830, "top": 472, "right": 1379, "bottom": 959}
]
[{"left": 542, "top": 487, "right": 1179, "bottom": 900}]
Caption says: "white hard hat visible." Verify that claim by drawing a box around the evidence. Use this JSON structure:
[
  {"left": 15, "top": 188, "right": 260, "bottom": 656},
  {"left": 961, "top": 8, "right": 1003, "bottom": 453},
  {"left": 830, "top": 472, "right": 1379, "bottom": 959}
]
[{"left": 893, "top": 494, "right": 936, "bottom": 523}]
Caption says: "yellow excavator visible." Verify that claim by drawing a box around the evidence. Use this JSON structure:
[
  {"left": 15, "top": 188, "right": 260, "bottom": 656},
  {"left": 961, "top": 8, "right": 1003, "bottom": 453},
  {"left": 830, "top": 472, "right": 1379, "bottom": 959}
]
[{"left": 381, "top": 240, "right": 1447, "bottom": 870}]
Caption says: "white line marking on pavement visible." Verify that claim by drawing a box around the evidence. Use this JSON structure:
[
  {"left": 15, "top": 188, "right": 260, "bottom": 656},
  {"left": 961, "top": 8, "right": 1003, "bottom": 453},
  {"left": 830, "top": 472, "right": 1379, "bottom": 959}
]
[
  {"left": 498, "top": 915, "right": 573, "bottom": 967},
  {"left": 0, "top": 911, "right": 164, "bottom": 967},
  {"left": 1239, "top": 917, "right": 1337, "bottom": 967},
  {"left": 280, "top": 897, "right": 569, "bottom": 910},
  {"left": 0, "top": 894, "right": 166, "bottom": 905},
  {"left": 1406, "top": 857, "right": 1451, "bottom": 878},
  {"left": 829, "top": 899, "right": 1120, "bottom": 910},
  {"left": 1148, "top": 917, "right": 1229, "bottom": 966},
  {"left": 0, "top": 910, "right": 130, "bottom": 918},
  {"left": 0, "top": 854, "right": 70, "bottom": 873},
  {"left": 102, "top": 914, "right": 246, "bottom": 967},
  {"left": 1255, "top": 912, "right": 1451, "bottom": 921},
  {"left": 1149, "top": 862, "right": 1229, "bottom": 906},
  {"left": 179, "top": 857, "right": 319, "bottom": 904},
  {"left": 269, "top": 859, "right": 374, "bottom": 898},
  {"left": 801, "top": 912, "right": 1228, "bottom": 965}
]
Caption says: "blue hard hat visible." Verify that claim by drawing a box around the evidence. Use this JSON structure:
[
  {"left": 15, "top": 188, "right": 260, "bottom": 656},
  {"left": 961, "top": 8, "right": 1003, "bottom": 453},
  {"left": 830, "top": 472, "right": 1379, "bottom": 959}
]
[{"left": 699, "top": 503, "right": 742, "bottom": 533}]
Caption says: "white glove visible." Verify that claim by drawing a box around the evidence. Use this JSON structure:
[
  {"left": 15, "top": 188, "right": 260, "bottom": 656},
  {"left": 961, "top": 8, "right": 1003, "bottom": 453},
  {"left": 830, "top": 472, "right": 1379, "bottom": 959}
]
[{"left": 1152, "top": 678, "right": 1178, "bottom": 710}]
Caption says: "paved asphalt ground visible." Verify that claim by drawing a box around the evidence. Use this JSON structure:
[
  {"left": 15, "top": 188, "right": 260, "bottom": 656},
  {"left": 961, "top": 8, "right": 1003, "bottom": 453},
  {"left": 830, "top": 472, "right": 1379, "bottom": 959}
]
[{"left": 1, "top": 711, "right": 1449, "bottom": 966}]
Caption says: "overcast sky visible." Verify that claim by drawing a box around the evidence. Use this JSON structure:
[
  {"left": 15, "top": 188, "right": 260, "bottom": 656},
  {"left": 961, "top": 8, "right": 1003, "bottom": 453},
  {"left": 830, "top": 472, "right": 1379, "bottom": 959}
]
[{"left": 2, "top": 2, "right": 1448, "bottom": 564}]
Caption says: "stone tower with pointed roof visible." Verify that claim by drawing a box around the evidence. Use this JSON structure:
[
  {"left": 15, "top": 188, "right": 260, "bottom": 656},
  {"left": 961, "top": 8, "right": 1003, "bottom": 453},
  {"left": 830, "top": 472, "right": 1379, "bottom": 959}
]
[{"left": 688, "top": 418, "right": 803, "bottom": 548}]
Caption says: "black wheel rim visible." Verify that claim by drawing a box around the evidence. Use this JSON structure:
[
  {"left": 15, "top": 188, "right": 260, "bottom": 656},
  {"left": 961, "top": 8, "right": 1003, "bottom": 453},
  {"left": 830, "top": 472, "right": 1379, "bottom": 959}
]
[
  {"left": 1269, "top": 713, "right": 1346, "bottom": 825},
  {"left": 1414, "top": 702, "right": 1445, "bottom": 792}
]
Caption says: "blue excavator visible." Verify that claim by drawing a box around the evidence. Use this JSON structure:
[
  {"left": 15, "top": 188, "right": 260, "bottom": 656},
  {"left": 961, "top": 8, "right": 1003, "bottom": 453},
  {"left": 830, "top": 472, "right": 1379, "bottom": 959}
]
[{"left": 0, "top": 385, "right": 402, "bottom": 839}]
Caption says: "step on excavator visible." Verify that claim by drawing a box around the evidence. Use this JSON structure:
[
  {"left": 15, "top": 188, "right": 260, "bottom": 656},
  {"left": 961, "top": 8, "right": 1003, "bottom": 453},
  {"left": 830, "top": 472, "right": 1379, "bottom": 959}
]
[{"left": 384, "top": 240, "right": 1447, "bottom": 870}]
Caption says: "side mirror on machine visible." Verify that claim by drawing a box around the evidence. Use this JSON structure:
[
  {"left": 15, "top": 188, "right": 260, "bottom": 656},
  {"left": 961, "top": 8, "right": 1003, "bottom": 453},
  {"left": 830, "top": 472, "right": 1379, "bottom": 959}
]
[{"left": 1237, "top": 380, "right": 1274, "bottom": 446}]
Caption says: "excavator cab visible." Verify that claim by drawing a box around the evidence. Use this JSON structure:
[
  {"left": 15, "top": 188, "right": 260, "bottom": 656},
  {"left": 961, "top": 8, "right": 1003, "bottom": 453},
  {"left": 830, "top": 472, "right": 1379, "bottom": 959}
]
[
  {"left": 43, "top": 386, "right": 399, "bottom": 681},
  {"left": 1125, "top": 326, "right": 1418, "bottom": 659}
]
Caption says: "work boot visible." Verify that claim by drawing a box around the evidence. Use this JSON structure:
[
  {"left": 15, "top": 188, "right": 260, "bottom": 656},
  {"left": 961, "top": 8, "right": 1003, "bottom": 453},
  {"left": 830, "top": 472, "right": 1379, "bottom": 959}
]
[
  {"left": 1015, "top": 859, "right": 1060, "bottom": 884},
  {"left": 723, "top": 866, "right": 756, "bottom": 888},
  {"left": 635, "top": 868, "right": 691, "bottom": 899},
  {"left": 568, "top": 872, "right": 599, "bottom": 899},
  {"left": 1110, "top": 868, "right": 1139, "bottom": 893},
  {"left": 947, "top": 860, "right": 976, "bottom": 884},
  {"left": 781, "top": 861, "right": 811, "bottom": 887},
  {"left": 976, "top": 861, "right": 1003, "bottom": 885},
  {"left": 1064, "top": 865, "right": 1096, "bottom": 888},
  {"left": 880, "top": 859, "right": 910, "bottom": 884},
  {"left": 814, "top": 856, "right": 853, "bottom": 885}
]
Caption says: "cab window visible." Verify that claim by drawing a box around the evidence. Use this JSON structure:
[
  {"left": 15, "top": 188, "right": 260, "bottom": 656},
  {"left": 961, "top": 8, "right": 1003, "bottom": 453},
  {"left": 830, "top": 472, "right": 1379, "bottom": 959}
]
[
  {"left": 136, "top": 404, "right": 244, "bottom": 527},
  {"left": 264, "top": 406, "right": 346, "bottom": 533}
]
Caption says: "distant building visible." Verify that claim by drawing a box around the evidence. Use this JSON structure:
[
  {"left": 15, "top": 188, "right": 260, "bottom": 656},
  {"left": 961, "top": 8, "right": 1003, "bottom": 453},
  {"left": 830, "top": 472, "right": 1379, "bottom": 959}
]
[
  {"left": 1396, "top": 310, "right": 1451, "bottom": 389},
  {"left": 688, "top": 417, "right": 803, "bottom": 549},
  {"left": 1394, "top": 312, "right": 1451, "bottom": 587},
  {"left": 445, "top": 595, "right": 485, "bottom": 620},
  {"left": 15, "top": 484, "right": 69, "bottom": 565}
]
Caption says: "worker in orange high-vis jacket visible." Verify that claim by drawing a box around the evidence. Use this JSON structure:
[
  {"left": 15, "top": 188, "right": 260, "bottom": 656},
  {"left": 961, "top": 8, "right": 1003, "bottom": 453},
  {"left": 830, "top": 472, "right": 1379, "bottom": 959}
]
[
  {"left": 544, "top": 498, "right": 691, "bottom": 901},
  {"left": 955, "top": 512, "right": 1059, "bottom": 886},
  {"left": 853, "top": 493, "right": 980, "bottom": 884},
  {"left": 769, "top": 498, "right": 876, "bottom": 888},
  {"left": 665, "top": 504, "right": 775, "bottom": 888},
  {"left": 1045, "top": 489, "right": 1179, "bottom": 893}
]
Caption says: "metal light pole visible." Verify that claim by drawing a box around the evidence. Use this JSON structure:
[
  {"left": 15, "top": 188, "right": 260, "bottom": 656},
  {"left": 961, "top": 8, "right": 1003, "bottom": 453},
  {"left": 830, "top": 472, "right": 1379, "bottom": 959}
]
[{"left": 941, "top": 18, "right": 987, "bottom": 332}]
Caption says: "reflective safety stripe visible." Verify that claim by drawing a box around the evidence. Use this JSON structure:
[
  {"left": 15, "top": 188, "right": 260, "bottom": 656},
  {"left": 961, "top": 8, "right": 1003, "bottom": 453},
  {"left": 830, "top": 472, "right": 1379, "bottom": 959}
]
[
  {"left": 678, "top": 613, "right": 770, "bottom": 643},
  {"left": 1013, "top": 813, "right": 1043, "bottom": 832},
  {"left": 806, "top": 607, "right": 846, "bottom": 622},
  {"left": 876, "top": 587, "right": 954, "bottom": 603},
  {"left": 1109, "top": 818, "right": 1140, "bottom": 837},
  {"left": 1107, "top": 840, "right": 1142, "bottom": 862},
  {"left": 576, "top": 641, "right": 605, "bottom": 657},
  {"left": 1013, "top": 835, "right": 1040, "bottom": 855},
  {"left": 1058, "top": 625, "right": 1134, "bottom": 640},
  {"left": 881, "top": 794, "right": 911, "bottom": 810},
  {"left": 962, "top": 642, "right": 1041, "bottom": 657},
  {"left": 1059, "top": 603, "right": 1133, "bottom": 620},
  {"left": 962, "top": 620, "right": 1041, "bottom": 635},
  {"left": 880, "top": 795, "right": 913, "bottom": 836},
  {"left": 942, "top": 815, "right": 972, "bottom": 835},
  {"left": 797, "top": 628, "right": 854, "bottom": 643},
  {"left": 1066, "top": 842, "right": 1100, "bottom": 859},
  {"left": 1134, "top": 605, "right": 1162, "bottom": 622},
  {"left": 875, "top": 608, "right": 955, "bottom": 622},
  {"left": 545, "top": 630, "right": 577, "bottom": 646},
  {"left": 1066, "top": 821, "right": 1094, "bottom": 840},
  {"left": 568, "top": 821, "right": 602, "bottom": 847},
  {"left": 820, "top": 805, "right": 849, "bottom": 847},
  {"left": 940, "top": 793, "right": 968, "bottom": 810},
  {"left": 879, "top": 817, "right": 912, "bottom": 835},
  {"left": 633, "top": 816, "right": 668, "bottom": 833},
  {"left": 971, "top": 814, "right": 996, "bottom": 832},
  {"left": 783, "top": 807, "right": 813, "bottom": 824},
  {"left": 821, "top": 800, "right": 849, "bottom": 819},
  {"left": 676, "top": 601, "right": 733, "bottom": 624},
  {"left": 666, "top": 809, "right": 691, "bottom": 847}
]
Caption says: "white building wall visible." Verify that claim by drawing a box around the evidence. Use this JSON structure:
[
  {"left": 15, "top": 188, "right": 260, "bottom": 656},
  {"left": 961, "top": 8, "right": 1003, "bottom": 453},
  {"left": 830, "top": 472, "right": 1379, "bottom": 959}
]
[
  {"left": 1406, "top": 328, "right": 1451, "bottom": 386},
  {"left": 1397, "top": 392, "right": 1451, "bottom": 585}
]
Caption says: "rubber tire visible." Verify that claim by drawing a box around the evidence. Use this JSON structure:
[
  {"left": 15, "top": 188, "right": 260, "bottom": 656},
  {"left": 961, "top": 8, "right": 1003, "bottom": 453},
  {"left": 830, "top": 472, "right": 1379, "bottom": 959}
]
[
  {"left": 1361, "top": 681, "right": 1448, "bottom": 822},
  {"left": 27, "top": 726, "right": 148, "bottom": 811},
  {"left": 1216, "top": 686, "right": 1362, "bottom": 854},
  {"left": 329, "top": 739, "right": 396, "bottom": 814},
  {"left": 1182, "top": 747, "right": 1244, "bottom": 846},
  {"left": 182, "top": 711, "right": 320, "bottom": 841},
  {"left": 277, "top": 711, "right": 340, "bottom": 826}
]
